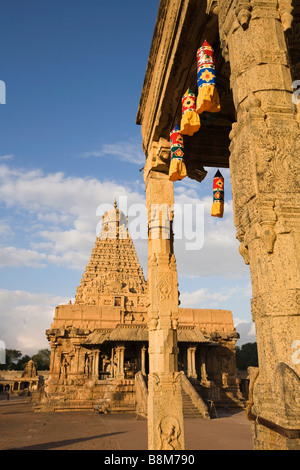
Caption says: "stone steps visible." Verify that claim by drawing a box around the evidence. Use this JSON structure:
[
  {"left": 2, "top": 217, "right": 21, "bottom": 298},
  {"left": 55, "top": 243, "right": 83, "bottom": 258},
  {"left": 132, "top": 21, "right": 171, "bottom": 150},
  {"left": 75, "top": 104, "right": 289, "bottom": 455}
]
[{"left": 182, "top": 389, "right": 205, "bottom": 418}]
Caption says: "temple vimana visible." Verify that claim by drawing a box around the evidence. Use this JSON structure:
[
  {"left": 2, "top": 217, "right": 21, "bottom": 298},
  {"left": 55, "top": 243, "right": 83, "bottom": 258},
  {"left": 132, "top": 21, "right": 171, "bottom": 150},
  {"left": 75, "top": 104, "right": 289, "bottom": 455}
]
[{"left": 38, "top": 0, "right": 300, "bottom": 451}]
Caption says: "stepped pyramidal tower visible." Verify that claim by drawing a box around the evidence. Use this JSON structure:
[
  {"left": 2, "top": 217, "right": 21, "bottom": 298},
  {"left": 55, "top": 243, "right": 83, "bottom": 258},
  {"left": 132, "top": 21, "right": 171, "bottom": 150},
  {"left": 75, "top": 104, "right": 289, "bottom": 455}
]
[
  {"left": 40, "top": 201, "right": 243, "bottom": 415},
  {"left": 74, "top": 200, "right": 147, "bottom": 310}
]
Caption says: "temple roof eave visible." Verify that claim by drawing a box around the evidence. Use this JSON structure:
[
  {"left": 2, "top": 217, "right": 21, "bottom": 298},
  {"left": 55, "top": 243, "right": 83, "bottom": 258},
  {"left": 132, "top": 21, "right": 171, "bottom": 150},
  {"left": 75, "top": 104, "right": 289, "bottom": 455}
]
[{"left": 82, "top": 324, "right": 213, "bottom": 346}]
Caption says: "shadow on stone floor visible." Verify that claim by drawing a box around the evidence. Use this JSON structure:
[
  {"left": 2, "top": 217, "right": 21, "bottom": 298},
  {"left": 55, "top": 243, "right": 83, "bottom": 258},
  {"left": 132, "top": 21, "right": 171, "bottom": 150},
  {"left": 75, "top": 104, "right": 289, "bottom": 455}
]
[{"left": 5, "top": 431, "right": 125, "bottom": 451}]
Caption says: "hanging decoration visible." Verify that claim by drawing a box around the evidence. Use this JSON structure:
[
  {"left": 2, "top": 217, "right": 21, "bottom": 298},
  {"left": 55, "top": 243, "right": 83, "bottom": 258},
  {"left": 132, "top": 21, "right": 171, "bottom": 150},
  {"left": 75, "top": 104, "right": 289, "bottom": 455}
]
[
  {"left": 169, "top": 125, "right": 187, "bottom": 182},
  {"left": 181, "top": 88, "right": 201, "bottom": 136},
  {"left": 211, "top": 170, "right": 224, "bottom": 218},
  {"left": 196, "top": 40, "right": 221, "bottom": 115}
]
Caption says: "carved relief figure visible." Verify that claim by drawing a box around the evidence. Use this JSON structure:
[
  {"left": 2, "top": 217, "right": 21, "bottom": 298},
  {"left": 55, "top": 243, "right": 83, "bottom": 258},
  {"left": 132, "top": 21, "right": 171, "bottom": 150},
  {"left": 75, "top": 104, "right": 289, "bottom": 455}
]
[
  {"left": 158, "top": 416, "right": 182, "bottom": 450},
  {"left": 84, "top": 355, "right": 91, "bottom": 377},
  {"left": 60, "top": 356, "right": 69, "bottom": 379}
]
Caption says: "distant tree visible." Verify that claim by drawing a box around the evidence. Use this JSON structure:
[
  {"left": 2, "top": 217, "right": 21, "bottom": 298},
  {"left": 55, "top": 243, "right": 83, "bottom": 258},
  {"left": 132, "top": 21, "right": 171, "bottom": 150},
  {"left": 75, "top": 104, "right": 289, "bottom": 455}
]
[
  {"left": 0, "top": 348, "right": 51, "bottom": 371},
  {"left": 236, "top": 342, "right": 258, "bottom": 370},
  {"left": 15, "top": 355, "right": 31, "bottom": 371},
  {"left": 31, "top": 349, "right": 51, "bottom": 370},
  {"left": 0, "top": 349, "right": 23, "bottom": 370}
]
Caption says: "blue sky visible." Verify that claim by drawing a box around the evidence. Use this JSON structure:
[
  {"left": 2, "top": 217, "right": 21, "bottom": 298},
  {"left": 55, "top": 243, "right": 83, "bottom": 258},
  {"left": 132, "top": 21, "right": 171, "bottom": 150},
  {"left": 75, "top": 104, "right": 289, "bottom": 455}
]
[{"left": 0, "top": 1, "right": 254, "bottom": 355}]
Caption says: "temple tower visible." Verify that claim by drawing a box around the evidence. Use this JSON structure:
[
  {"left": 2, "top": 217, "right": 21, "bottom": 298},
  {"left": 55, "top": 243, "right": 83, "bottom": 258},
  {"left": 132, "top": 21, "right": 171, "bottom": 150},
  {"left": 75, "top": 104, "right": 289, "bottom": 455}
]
[{"left": 75, "top": 201, "right": 147, "bottom": 307}]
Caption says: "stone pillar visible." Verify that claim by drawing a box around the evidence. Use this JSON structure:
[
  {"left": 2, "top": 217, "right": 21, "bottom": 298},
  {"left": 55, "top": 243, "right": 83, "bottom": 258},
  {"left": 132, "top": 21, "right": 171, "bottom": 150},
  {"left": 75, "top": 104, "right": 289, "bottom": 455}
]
[
  {"left": 79, "top": 352, "right": 86, "bottom": 375},
  {"left": 119, "top": 346, "right": 125, "bottom": 378},
  {"left": 200, "top": 350, "right": 208, "bottom": 385},
  {"left": 141, "top": 346, "right": 147, "bottom": 376},
  {"left": 144, "top": 155, "right": 185, "bottom": 451},
  {"left": 74, "top": 345, "right": 81, "bottom": 375},
  {"left": 115, "top": 346, "right": 125, "bottom": 379},
  {"left": 218, "top": 0, "right": 300, "bottom": 450},
  {"left": 187, "top": 346, "right": 197, "bottom": 378},
  {"left": 110, "top": 347, "right": 115, "bottom": 378},
  {"left": 49, "top": 343, "right": 58, "bottom": 375},
  {"left": 93, "top": 350, "right": 100, "bottom": 379}
]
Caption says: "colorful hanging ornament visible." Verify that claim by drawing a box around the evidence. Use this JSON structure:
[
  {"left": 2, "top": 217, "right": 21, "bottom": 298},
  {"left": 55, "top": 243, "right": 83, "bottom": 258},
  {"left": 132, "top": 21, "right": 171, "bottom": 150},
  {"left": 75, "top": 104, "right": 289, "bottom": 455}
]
[
  {"left": 196, "top": 41, "right": 221, "bottom": 115},
  {"left": 181, "top": 88, "right": 201, "bottom": 136},
  {"left": 211, "top": 170, "right": 224, "bottom": 218},
  {"left": 169, "top": 125, "right": 187, "bottom": 182}
]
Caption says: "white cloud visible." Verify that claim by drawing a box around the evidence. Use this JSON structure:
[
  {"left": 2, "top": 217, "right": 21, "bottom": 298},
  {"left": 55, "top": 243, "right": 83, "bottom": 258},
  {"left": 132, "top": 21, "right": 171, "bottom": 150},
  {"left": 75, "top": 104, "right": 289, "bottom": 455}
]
[
  {"left": 0, "top": 164, "right": 145, "bottom": 271},
  {"left": 0, "top": 221, "right": 13, "bottom": 238},
  {"left": 0, "top": 162, "right": 251, "bottom": 280},
  {"left": 234, "top": 319, "right": 257, "bottom": 346},
  {"left": 0, "top": 154, "right": 14, "bottom": 161},
  {"left": 0, "top": 289, "right": 70, "bottom": 355},
  {"left": 180, "top": 284, "right": 251, "bottom": 308},
  {"left": 0, "top": 246, "right": 48, "bottom": 268},
  {"left": 172, "top": 184, "right": 250, "bottom": 280},
  {"left": 82, "top": 140, "right": 145, "bottom": 165}
]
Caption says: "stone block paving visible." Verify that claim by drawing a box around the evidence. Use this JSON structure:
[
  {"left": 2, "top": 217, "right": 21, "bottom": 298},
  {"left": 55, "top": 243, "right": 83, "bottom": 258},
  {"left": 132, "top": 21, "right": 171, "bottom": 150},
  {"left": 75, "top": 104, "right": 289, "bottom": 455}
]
[{"left": 0, "top": 396, "right": 253, "bottom": 450}]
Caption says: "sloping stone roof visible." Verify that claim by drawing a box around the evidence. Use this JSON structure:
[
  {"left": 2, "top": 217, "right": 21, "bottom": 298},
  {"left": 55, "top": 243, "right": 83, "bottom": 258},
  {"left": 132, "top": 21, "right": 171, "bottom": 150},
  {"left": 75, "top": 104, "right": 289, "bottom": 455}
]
[{"left": 83, "top": 324, "right": 211, "bottom": 345}]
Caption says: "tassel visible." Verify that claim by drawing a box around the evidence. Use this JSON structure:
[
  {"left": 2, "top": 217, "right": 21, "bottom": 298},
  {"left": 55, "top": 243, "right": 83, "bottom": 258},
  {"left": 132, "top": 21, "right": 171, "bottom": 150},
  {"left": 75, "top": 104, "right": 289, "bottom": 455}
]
[
  {"left": 169, "top": 125, "right": 187, "bottom": 182},
  {"left": 181, "top": 88, "right": 201, "bottom": 136},
  {"left": 211, "top": 170, "right": 224, "bottom": 218},
  {"left": 196, "top": 41, "right": 221, "bottom": 115}
]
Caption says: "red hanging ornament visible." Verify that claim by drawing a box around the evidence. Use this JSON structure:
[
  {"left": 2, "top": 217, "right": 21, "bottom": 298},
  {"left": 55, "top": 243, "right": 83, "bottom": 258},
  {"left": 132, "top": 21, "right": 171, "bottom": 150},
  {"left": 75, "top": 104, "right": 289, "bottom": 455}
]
[
  {"left": 211, "top": 170, "right": 224, "bottom": 218},
  {"left": 196, "top": 41, "right": 221, "bottom": 115},
  {"left": 169, "top": 125, "right": 187, "bottom": 182}
]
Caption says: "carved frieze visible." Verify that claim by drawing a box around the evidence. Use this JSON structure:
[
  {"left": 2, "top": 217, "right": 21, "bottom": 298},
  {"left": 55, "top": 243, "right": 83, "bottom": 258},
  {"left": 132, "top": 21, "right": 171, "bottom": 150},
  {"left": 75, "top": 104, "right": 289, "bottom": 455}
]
[
  {"left": 253, "top": 127, "right": 300, "bottom": 194},
  {"left": 156, "top": 272, "right": 173, "bottom": 301}
]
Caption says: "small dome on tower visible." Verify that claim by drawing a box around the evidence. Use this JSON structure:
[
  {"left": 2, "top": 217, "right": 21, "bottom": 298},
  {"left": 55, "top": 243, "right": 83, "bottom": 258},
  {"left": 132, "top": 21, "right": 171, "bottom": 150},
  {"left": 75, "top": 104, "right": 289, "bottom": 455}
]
[{"left": 99, "top": 200, "right": 128, "bottom": 239}]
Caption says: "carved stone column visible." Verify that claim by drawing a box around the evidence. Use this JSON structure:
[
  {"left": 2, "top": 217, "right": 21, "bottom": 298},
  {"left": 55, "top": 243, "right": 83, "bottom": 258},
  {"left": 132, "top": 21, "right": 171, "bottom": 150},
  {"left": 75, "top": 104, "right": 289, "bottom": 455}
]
[
  {"left": 141, "top": 346, "right": 147, "bottom": 376},
  {"left": 187, "top": 346, "right": 197, "bottom": 378},
  {"left": 144, "top": 145, "right": 185, "bottom": 451},
  {"left": 74, "top": 345, "right": 81, "bottom": 376},
  {"left": 110, "top": 347, "right": 115, "bottom": 378},
  {"left": 200, "top": 350, "right": 209, "bottom": 385},
  {"left": 115, "top": 345, "right": 125, "bottom": 379},
  {"left": 219, "top": 0, "right": 300, "bottom": 450},
  {"left": 49, "top": 343, "right": 58, "bottom": 375},
  {"left": 93, "top": 350, "right": 100, "bottom": 379}
]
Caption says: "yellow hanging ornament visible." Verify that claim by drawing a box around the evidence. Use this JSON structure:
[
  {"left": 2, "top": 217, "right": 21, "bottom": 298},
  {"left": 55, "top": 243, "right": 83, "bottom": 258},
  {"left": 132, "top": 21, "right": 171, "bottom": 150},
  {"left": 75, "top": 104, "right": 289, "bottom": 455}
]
[{"left": 181, "top": 88, "right": 201, "bottom": 136}]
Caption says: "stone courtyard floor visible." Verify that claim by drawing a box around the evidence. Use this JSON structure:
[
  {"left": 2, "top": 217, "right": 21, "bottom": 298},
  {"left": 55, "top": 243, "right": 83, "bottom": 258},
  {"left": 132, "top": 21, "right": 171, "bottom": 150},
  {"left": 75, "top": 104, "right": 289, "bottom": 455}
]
[{"left": 0, "top": 396, "right": 253, "bottom": 451}]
